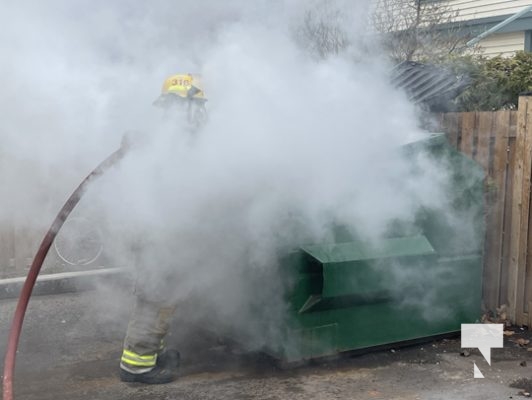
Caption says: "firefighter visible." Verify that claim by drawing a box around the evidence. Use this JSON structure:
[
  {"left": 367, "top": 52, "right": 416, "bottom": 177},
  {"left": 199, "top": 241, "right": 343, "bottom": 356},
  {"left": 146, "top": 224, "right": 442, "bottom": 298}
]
[
  {"left": 153, "top": 73, "right": 207, "bottom": 129},
  {"left": 119, "top": 73, "right": 206, "bottom": 384}
]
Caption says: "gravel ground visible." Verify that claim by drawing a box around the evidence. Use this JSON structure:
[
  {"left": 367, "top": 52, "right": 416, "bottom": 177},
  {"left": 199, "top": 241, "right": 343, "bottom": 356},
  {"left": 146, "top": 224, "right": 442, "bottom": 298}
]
[{"left": 1, "top": 285, "right": 532, "bottom": 400}]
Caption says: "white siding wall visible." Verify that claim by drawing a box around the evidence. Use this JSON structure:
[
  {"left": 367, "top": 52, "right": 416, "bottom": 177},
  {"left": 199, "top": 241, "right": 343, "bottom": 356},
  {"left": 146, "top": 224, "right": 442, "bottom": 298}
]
[
  {"left": 447, "top": 0, "right": 532, "bottom": 21},
  {"left": 477, "top": 31, "right": 525, "bottom": 56}
]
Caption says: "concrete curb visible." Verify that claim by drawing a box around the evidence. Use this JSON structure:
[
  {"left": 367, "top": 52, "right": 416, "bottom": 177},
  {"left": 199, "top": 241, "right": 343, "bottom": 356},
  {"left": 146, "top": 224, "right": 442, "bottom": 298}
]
[{"left": 0, "top": 267, "right": 130, "bottom": 300}]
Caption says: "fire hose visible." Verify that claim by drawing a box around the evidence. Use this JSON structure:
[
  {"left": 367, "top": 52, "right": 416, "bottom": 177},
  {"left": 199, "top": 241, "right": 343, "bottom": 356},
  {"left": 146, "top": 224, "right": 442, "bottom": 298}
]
[{"left": 2, "top": 141, "right": 129, "bottom": 400}]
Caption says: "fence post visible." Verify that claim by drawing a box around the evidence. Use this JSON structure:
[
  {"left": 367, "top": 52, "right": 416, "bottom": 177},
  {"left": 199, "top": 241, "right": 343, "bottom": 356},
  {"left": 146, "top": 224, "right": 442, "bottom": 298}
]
[{"left": 508, "top": 94, "right": 532, "bottom": 324}]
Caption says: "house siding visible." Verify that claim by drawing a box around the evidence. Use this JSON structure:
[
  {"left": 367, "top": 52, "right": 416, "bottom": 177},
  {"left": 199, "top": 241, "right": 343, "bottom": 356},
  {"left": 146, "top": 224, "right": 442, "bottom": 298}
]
[
  {"left": 447, "top": 0, "right": 532, "bottom": 21},
  {"left": 477, "top": 31, "right": 525, "bottom": 55}
]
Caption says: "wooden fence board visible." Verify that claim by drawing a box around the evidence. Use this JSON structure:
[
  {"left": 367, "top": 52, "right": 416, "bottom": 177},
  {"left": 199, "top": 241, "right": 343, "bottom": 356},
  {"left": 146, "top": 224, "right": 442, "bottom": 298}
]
[
  {"left": 525, "top": 186, "right": 532, "bottom": 316},
  {"left": 482, "top": 111, "right": 511, "bottom": 310},
  {"left": 443, "top": 113, "right": 460, "bottom": 148},
  {"left": 477, "top": 112, "right": 493, "bottom": 308},
  {"left": 518, "top": 98, "right": 532, "bottom": 324},
  {"left": 508, "top": 96, "right": 532, "bottom": 324},
  {"left": 476, "top": 112, "right": 493, "bottom": 171},
  {"left": 523, "top": 101, "right": 532, "bottom": 320},
  {"left": 460, "top": 112, "right": 476, "bottom": 157},
  {"left": 501, "top": 132, "right": 517, "bottom": 307}
]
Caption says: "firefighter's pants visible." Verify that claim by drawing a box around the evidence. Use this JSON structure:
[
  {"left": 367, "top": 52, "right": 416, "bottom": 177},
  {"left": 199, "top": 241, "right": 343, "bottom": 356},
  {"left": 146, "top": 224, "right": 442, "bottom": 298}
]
[{"left": 120, "top": 296, "right": 176, "bottom": 374}]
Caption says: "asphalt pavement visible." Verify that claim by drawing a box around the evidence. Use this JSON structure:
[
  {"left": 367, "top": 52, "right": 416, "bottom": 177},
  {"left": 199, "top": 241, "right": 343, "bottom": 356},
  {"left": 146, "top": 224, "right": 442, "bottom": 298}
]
[{"left": 1, "top": 281, "right": 532, "bottom": 399}]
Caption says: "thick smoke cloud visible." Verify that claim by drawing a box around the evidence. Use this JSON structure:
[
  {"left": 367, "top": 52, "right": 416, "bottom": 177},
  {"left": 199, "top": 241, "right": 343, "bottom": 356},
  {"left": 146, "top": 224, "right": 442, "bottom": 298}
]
[{"left": 1, "top": 1, "right": 462, "bottom": 349}]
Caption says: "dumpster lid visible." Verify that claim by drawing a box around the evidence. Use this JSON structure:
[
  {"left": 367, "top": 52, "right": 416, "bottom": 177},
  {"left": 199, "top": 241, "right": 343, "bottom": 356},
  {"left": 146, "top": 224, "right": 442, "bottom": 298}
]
[{"left": 301, "top": 235, "right": 436, "bottom": 264}]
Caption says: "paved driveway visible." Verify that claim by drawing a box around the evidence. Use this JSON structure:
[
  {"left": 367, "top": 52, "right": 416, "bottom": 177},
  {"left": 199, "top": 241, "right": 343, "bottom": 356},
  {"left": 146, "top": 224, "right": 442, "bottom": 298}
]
[{"left": 1, "top": 285, "right": 531, "bottom": 399}]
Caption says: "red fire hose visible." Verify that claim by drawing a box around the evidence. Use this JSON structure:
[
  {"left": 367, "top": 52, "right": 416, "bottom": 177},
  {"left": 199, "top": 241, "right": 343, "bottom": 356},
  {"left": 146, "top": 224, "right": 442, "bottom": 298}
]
[{"left": 2, "top": 143, "right": 128, "bottom": 400}]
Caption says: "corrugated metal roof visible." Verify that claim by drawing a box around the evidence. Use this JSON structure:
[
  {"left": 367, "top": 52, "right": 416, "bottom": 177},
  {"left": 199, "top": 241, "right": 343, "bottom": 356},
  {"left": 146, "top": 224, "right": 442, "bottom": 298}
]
[{"left": 391, "top": 61, "right": 471, "bottom": 111}]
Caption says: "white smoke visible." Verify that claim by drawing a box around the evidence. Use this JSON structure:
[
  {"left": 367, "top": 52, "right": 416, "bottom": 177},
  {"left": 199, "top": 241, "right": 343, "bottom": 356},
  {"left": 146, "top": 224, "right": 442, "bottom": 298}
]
[{"left": 1, "top": 1, "right": 466, "bottom": 350}]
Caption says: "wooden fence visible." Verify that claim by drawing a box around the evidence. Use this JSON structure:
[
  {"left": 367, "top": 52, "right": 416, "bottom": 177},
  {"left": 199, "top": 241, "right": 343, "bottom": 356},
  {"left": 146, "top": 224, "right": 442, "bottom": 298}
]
[{"left": 438, "top": 94, "right": 532, "bottom": 325}]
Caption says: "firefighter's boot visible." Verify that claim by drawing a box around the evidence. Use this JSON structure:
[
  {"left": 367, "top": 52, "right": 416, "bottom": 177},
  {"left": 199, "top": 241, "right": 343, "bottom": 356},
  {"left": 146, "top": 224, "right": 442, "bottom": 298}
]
[{"left": 119, "top": 364, "right": 178, "bottom": 384}]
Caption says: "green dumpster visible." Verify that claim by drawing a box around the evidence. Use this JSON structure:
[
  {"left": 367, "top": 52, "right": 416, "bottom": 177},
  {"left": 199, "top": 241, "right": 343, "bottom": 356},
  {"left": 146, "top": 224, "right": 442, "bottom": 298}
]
[{"left": 268, "top": 134, "right": 485, "bottom": 362}]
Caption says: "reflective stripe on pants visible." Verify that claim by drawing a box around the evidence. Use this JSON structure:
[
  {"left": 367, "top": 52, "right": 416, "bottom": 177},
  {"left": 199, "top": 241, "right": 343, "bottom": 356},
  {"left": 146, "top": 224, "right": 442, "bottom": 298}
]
[{"left": 121, "top": 295, "right": 176, "bottom": 373}]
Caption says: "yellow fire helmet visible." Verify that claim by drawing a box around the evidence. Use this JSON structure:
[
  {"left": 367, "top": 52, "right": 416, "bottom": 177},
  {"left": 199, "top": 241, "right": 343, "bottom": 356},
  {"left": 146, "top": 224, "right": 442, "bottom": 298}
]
[{"left": 154, "top": 73, "right": 206, "bottom": 106}]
